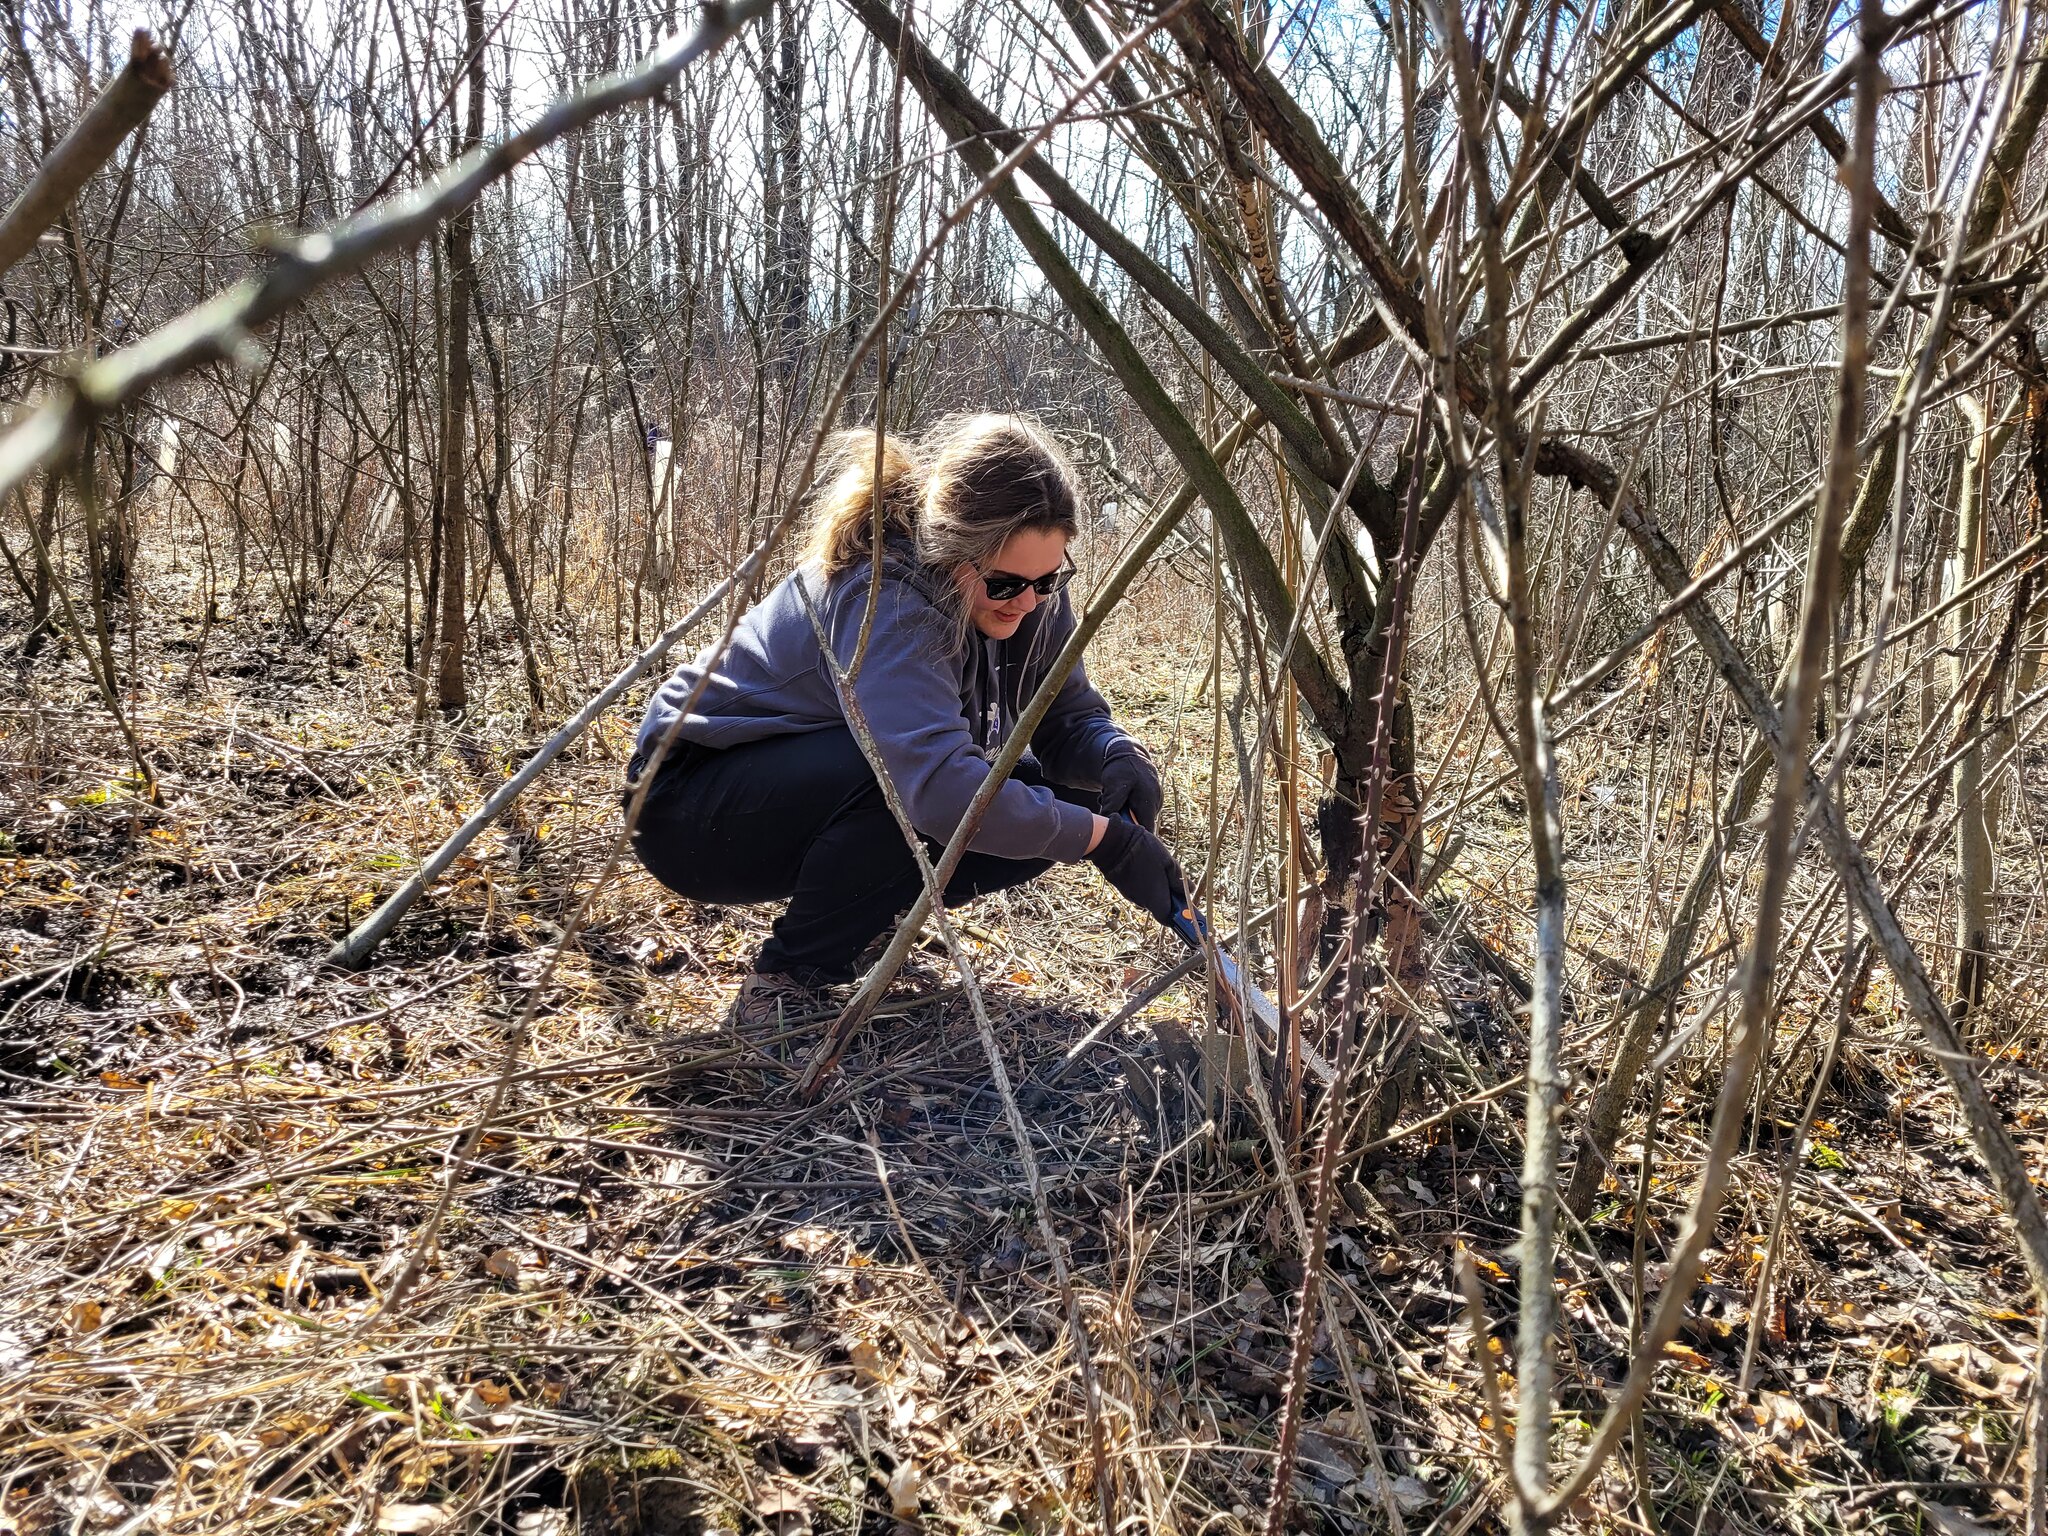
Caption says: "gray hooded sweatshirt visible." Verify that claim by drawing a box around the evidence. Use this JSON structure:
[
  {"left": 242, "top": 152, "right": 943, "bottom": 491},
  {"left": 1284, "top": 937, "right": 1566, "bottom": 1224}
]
[{"left": 633, "top": 545, "right": 1137, "bottom": 863}]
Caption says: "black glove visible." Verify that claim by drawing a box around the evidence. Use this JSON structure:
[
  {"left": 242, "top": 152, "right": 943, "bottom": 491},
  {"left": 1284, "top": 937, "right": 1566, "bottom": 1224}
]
[
  {"left": 1098, "top": 747, "right": 1163, "bottom": 830},
  {"left": 1090, "top": 815, "right": 1188, "bottom": 925}
]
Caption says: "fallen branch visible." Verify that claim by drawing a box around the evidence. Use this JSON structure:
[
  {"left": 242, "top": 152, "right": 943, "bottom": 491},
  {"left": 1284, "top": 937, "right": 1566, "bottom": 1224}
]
[{"left": 325, "top": 554, "right": 760, "bottom": 967}]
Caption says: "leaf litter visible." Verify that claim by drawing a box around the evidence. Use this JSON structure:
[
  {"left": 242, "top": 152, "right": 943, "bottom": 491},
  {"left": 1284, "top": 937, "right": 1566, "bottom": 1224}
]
[{"left": 0, "top": 604, "right": 2041, "bottom": 1534}]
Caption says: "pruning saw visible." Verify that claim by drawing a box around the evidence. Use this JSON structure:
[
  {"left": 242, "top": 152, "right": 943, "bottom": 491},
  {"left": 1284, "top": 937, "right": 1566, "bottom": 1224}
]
[{"left": 1163, "top": 901, "right": 1335, "bottom": 1086}]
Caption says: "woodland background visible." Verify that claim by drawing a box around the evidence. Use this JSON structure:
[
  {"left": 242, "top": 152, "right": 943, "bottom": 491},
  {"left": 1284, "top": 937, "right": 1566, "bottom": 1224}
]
[{"left": 3, "top": 0, "right": 2048, "bottom": 1530}]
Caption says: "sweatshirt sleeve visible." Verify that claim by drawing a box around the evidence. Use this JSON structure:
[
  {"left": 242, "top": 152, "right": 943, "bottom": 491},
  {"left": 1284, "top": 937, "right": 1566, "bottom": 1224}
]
[
  {"left": 1027, "top": 595, "right": 1141, "bottom": 788},
  {"left": 827, "top": 579, "right": 1098, "bottom": 863}
]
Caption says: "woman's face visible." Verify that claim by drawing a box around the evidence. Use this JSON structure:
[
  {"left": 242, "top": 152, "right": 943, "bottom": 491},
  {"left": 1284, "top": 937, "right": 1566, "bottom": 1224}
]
[{"left": 957, "top": 526, "right": 1069, "bottom": 640}]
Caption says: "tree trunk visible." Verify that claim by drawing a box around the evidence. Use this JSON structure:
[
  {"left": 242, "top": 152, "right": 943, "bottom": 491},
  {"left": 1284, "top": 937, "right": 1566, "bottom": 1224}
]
[
  {"left": 471, "top": 282, "right": 547, "bottom": 718},
  {"left": 22, "top": 470, "right": 59, "bottom": 656},
  {"left": 433, "top": 0, "right": 485, "bottom": 715},
  {"left": 1952, "top": 394, "right": 1995, "bottom": 1023}
]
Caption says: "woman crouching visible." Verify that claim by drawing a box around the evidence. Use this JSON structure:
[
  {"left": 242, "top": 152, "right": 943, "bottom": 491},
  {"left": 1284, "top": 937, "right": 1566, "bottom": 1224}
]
[{"left": 626, "top": 413, "right": 1186, "bottom": 1026}]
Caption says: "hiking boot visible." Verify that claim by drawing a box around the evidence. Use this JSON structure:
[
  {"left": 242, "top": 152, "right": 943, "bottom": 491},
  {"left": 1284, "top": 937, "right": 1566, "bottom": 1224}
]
[
  {"left": 853, "top": 923, "right": 911, "bottom": 973},
  {"left": 854, "top": 927, "right": 946, "bottom": 989},
  {"left": 726, "top": 971, "right": 838, "bottom": 1031}
]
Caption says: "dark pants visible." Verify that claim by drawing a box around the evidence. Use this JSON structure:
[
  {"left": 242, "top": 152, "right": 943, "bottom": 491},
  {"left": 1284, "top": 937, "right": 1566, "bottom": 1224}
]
[{"left": 628, "top": 728, "right": 1095, "bottom": 985}]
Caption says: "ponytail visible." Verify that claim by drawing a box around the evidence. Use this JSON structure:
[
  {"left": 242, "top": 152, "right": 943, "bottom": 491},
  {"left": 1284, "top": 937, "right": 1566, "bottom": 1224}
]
[{"left": 805, "top": 431, "right": 923, "bottom": 576}]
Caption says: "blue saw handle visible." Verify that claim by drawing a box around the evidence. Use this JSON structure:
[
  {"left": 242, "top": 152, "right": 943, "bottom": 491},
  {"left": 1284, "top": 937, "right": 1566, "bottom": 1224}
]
[{"left": 1116, "top": 816, "right": 1333, "bottom": 1083}]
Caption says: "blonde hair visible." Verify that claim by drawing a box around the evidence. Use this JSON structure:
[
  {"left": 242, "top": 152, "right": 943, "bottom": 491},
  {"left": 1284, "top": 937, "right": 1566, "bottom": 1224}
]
[
  {"left": 805, "top": 414, "right": 1083, "bottom": 629},
  {"left": 803, "top": 430, "right": 926, "bottom": 572}
]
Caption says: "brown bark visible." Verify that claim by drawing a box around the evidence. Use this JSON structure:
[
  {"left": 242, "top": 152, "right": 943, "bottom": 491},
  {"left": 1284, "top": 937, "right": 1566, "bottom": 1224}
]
[{"left": 433, "top": 0, "right": 486, "bottom": 715}]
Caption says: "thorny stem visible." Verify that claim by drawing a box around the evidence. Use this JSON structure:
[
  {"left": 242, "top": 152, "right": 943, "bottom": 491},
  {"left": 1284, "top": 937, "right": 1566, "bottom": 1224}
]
[{"left": 1263, "top": 429, "right": 1426, "bottom": 1536}]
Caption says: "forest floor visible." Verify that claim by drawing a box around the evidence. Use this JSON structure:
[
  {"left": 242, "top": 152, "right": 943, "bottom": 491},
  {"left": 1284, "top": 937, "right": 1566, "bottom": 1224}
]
[{"left": 2, "top": 581, "right": 2044, "bottom": 1536}]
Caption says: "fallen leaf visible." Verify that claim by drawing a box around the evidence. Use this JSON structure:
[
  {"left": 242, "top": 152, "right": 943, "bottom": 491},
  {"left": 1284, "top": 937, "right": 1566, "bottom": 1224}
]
[
  {"left": 1294, "top": 1427, "right": 1361, "bottom": 1487},
  {"left": 1755, "top": 1391, "right": 1807, "bottom": 1434},
  {"left": 483, "top": 1249, "right": 523, "bottom": 1281},
  {"left": 376, "top": 1504, "right": 449, "bottom": 1534},
  {"left": 1351, "top": 1469, "right": 1433, "bottom": 1515},
  {"left": 754, "top": 1485, "right": 812, "bottom": 1534},
  {"left": 1821, "top": 1298, "right": 1874, "bottom": 1334},
  {"left": 1917, "top": 1503, "right": 1999, "bottom": 1536},
  {"left": 63, "top": 1300, "right": 103, "bottom": 1334},
  {"left": 886, "top": 1461, "right": 920, "bottom": 1519},
  {"left": 1391, "top": 1476, "right": 1433, "bottom": 1515},
  {"left": 1926, "top": 1341, "right": 2029, "bottom": 1398},
  {"left": 849, "top": 1336, "right": 890, "bottom": 1384}
]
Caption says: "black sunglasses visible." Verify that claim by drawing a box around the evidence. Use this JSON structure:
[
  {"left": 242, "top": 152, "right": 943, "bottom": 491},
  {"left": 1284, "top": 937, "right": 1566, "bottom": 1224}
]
[{"left": 979, "top": 558, "right": 1075, "bottom": 603}]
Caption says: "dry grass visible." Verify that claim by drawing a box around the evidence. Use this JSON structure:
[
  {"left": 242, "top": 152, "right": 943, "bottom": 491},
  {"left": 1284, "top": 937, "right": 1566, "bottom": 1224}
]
[{"left": 2, "top": 559, "right": 2043, "bottom": 1536}]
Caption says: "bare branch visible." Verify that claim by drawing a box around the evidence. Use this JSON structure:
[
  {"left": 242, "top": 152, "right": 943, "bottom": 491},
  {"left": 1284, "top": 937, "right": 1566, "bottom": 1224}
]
[
  {"left": 0, "top": 29, "right": 172, "bottom": 281},
  {"left": 0, "top": 0, "right": 767, "bottom": 505}
]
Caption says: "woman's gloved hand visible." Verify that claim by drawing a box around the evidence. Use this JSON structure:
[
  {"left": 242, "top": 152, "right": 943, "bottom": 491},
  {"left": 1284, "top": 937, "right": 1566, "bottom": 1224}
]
[
  {"left": 1089, "top": 814, "right": 1188, "bottom": 925},
  {"left": 1098, "top": 747, "right": 1163, "bottom": 830}
]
